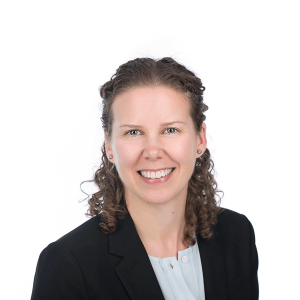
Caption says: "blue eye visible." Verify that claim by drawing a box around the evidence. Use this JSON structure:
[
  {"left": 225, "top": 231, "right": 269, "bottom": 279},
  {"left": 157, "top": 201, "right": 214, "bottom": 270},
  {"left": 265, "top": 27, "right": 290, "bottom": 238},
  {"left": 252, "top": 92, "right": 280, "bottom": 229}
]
[
  {"left": 166, "top": 128, "right": 178, "bottom": 134},
  {"left": 125, "top": 128, "right": 179, "bottom": 137},
  {"left": 126, "top": 129, "right": 140, "bottom": 136}
]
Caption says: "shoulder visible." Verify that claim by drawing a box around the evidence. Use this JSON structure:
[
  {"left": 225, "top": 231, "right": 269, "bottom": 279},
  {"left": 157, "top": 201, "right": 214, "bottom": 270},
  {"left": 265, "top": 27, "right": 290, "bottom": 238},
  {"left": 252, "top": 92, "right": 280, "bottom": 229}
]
[
  {"left": 38, "top": 214, "right": 107, "bottom": 263},
  {"left": 211, "top": 208, "right": 259, "bottom": 296},
  {"left": 214, "top": 207, "right": 256, "bottom": 243},
  {"left": 31, "top": 216, "right": 106, "bottom": 299},
  {"left": 54, "top": 214, "right": 106, "bottom": 255},
  {"left": 216, "top": 207, "right": 250, "bottom": 227},
  {"left": 33, "top": 215, "right": 107, "bottom": 285},
  {"left": 32, "top": 216, "right": 104, "bottom": 299},
  {"left": 57, "top": 214, "right": 104, "bottom": 244}
]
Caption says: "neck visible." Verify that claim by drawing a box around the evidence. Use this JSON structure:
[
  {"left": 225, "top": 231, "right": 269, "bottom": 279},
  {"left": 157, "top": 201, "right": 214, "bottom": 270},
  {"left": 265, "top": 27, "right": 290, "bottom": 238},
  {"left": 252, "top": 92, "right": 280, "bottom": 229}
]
[{"left": 125, "top": 190, "right": 189, "bottom": 258}]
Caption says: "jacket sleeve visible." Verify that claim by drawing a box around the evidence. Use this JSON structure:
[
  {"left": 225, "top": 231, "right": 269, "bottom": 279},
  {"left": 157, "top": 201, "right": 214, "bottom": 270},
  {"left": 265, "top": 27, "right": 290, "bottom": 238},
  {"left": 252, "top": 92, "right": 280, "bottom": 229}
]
[
  {"left": 31, "top": 242, "right": 89, "bottom": 300},
  {"left": 248, "top": 219, "right": 259, "bottom": 300}
]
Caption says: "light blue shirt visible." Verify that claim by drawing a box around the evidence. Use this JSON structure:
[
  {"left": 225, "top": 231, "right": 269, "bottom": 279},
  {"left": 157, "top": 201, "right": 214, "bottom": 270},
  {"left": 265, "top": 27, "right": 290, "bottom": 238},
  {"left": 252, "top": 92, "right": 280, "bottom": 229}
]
[{"left": 148, "top": 236, "right": 205, "bottom": 300}]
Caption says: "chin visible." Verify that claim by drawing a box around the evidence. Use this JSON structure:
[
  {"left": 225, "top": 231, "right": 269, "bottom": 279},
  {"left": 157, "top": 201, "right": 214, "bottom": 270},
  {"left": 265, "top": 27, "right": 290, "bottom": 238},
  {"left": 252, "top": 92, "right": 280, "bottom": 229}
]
[{"left": 140, "top": 192, "right": 175, "bottom": 205}]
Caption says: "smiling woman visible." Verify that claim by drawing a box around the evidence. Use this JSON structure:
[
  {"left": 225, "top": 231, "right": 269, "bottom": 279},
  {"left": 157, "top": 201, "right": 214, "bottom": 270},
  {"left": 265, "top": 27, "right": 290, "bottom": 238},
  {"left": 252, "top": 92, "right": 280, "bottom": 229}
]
[{"left": 30, "top": 58, "right": 259, "bottom": 300}]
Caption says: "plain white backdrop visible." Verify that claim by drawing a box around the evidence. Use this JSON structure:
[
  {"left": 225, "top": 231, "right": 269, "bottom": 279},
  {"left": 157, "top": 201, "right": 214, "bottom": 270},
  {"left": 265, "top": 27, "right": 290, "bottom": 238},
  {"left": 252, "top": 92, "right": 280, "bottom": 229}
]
[{"left": 1, "top": 0, "right": 299, "bottom": 299}]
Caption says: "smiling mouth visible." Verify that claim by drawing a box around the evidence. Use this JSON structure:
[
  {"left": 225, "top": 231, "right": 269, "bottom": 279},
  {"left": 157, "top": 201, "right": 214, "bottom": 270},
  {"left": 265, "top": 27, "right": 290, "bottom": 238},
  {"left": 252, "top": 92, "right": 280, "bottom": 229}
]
[{"left": 137, "top": 168, "right": 175, "bottom": 179}]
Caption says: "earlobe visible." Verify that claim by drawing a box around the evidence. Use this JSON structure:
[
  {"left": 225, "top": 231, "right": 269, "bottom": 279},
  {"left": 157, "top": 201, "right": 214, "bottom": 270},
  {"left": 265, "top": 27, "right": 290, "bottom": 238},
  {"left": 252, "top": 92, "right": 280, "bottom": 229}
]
[{"left": 104, "top": 134, "right": 114, "bottom": 162}]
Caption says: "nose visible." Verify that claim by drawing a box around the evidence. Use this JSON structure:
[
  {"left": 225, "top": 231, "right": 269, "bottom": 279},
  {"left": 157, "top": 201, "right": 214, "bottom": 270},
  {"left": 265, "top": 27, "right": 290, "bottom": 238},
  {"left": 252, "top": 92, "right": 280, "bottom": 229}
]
[{"left": 142, "top": 136, "right": 164, "bottom": 160}]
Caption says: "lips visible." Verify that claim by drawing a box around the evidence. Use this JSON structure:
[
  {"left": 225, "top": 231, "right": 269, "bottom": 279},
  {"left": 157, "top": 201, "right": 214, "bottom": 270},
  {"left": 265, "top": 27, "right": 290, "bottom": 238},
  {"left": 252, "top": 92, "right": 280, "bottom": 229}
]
[
  {"left": 137, "top": 168, "right": 175, "bottom": 175},
  {"left": 137, "top": 167, "right": 175, "bottom": 184},
  {"left": 137, "top": 168, "right": 175, "bottom": 179}
]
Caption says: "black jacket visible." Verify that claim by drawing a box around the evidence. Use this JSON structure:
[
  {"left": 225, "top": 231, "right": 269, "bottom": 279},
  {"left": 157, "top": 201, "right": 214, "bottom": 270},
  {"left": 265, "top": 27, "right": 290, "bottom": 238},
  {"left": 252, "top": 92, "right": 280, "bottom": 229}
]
[{"left": 31, "top": 208, "right": 259, "bottom": 300}]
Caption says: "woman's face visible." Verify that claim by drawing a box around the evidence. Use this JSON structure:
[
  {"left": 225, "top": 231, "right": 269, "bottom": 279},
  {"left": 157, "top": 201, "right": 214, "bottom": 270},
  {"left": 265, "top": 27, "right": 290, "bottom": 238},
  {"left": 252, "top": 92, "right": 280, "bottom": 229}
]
[{"left": 105, "top": 86, "right": 207, "bottom": 206}]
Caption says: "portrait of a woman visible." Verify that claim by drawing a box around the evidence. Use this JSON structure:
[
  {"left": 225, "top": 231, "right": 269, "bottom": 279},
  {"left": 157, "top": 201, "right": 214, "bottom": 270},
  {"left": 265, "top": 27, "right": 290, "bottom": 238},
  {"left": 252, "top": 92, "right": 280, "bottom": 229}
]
[{"left": 30, "top": 57, "right": 259, "bottom": 300}]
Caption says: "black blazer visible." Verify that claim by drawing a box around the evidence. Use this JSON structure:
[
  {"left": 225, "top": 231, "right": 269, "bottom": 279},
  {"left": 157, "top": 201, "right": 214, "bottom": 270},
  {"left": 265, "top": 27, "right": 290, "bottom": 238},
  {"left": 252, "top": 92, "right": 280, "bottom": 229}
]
[{"left": 31, "top": 208, "right": 259, "bottom": 300}]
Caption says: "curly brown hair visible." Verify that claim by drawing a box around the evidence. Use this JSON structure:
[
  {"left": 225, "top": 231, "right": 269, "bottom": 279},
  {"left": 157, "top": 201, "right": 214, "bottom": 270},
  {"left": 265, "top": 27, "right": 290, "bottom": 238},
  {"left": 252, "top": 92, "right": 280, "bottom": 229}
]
[{"left": 82, "top": 57, "right": 224, "bottom": 246}]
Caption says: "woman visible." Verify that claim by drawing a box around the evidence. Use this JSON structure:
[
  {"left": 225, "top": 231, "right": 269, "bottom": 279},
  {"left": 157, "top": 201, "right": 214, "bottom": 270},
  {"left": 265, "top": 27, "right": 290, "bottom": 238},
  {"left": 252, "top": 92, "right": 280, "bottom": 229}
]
[{"left": 31, "top": 57, "right": 259, "bottom": 300}]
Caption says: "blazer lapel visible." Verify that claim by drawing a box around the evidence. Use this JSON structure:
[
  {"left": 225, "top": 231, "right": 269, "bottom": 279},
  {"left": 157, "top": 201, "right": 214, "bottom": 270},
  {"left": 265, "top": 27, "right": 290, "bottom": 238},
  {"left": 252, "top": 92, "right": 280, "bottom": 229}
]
[
  {"left": 108, "top": 206, "right": 227, "bottom": 300},
  {"left": 108, "top": 212, "right": 165, "bottom": 300},
  {"left": 197, "top": 231, "right": 227, "bottom": 300}
]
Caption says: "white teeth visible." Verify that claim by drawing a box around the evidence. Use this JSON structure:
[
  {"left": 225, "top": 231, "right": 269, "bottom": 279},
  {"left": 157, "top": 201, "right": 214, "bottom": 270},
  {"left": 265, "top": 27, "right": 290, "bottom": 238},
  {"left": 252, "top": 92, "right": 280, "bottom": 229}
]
[{"left": 140, "top": 168, "right": 173, "bottom": 179}]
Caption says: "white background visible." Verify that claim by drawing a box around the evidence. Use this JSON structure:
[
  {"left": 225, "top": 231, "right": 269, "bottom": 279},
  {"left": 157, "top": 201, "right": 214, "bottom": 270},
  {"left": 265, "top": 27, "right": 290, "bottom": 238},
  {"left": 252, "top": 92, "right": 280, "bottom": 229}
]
[{"left": 1, "top": 0, "right": 299, "bottom": 299}]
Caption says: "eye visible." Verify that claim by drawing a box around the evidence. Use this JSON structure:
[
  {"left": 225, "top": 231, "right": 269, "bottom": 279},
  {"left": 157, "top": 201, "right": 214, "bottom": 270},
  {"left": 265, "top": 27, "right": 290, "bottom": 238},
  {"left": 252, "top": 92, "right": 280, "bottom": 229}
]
[
  {"left": 125, "top": 129, "right": 140, "bottom": 137},
  {"left": 165, "top": 128, "right": 179, "bottom": 134},
  {"left": 124, "top": 127, "right": 180, "bottom": 138}
]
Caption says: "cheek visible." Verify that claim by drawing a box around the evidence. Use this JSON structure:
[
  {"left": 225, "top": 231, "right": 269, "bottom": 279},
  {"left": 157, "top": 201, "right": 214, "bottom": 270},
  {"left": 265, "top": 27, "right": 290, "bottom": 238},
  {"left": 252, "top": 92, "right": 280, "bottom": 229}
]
[
  {"left": 115, "top": 140, "right": 140, "bottom": 168},
  {"left": 171, "top": 138, "right": 195, "bottom": 164}
]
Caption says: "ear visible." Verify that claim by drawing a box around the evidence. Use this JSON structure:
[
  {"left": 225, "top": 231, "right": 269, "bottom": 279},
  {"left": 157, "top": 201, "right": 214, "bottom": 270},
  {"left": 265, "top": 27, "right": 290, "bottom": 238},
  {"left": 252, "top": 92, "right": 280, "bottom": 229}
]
[
  {"left": 104, "top": 131, "right": 113, "bottom": 160},
  {"left": 197, "top": 122, "right": 207, "bottom": 156}
]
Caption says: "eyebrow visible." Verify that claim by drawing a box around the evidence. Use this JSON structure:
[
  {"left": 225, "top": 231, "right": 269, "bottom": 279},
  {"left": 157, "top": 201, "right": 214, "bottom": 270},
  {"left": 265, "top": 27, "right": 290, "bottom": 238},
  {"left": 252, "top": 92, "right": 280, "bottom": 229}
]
[{"left": 118, "top": 121, "right": 187, "bottom": 129}]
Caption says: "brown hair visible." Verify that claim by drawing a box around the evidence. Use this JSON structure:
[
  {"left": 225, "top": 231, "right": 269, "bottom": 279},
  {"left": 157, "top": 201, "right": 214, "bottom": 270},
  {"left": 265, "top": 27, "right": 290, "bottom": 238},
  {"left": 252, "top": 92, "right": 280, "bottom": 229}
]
[{"left": 82, "top": 57, "right": 224, "bottom": 245}]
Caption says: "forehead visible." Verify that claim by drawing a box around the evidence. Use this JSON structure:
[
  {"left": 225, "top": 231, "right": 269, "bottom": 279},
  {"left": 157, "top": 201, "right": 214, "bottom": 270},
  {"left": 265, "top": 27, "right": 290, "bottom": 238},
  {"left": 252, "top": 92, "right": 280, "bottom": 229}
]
[{"left": 111, "top": 86, "right": 191, "bottom": 126}]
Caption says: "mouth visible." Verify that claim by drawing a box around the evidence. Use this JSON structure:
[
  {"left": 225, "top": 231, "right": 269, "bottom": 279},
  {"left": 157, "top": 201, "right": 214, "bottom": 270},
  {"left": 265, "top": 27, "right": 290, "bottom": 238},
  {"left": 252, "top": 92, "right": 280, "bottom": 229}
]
[{"left": 137, "top": 168, "right": 175, "bottom": 179}]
